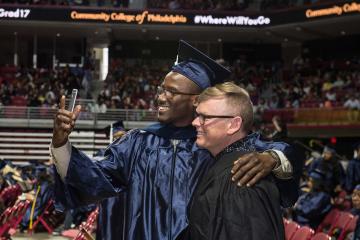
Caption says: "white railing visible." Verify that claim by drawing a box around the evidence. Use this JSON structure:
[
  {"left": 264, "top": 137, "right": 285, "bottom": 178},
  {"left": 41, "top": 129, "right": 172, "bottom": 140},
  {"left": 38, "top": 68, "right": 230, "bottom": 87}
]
[{"left": 0, "top": 106, "right": 157, "bottom": 129}]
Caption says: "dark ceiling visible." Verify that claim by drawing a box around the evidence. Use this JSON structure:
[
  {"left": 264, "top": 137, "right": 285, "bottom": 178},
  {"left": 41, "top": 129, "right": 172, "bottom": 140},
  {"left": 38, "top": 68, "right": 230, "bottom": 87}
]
[{"left": 0, "top": 10, "right": 359, "bottom": 44}]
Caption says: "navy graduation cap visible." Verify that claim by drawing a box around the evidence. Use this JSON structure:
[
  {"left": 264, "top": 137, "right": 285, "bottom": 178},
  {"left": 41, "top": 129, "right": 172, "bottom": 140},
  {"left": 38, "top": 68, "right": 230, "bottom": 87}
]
[
  {"left": 104, "top": 120, "right": 125, "bottom": 142},
  {"left": 112, "top": 120, "right": 125, "bottom": 133},
  {"left": 323, "top": 146, "right": 336, "bottom": 154},
  {"left": 104, "top": 120, "right": 125, "bottom": 137},
  {"left": 172, "top": 40, "right": 231, "bottom": 90}
]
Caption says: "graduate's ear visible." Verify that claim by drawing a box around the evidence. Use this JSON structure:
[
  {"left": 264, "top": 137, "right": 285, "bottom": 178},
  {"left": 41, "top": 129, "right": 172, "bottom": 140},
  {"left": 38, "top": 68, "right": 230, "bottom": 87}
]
[
  {"left": 227, "top": 116, "right": 242, "bottom": 135},
  {"left": 192, "top": 95, "right": 200, "bottom": 108}
]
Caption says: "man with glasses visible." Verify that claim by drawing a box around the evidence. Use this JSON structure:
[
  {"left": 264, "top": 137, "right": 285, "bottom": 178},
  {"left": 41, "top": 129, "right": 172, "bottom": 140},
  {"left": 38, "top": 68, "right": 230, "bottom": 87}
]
[
  {"left": 50, "top": 40, "right": 299, "bottom": 240},
  {"left": 188, "top": 82, "right": 285, "bottom": 239}
]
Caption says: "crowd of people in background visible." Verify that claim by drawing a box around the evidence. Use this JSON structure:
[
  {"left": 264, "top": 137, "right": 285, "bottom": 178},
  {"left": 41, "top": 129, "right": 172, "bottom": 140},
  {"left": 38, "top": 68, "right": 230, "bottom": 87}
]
[{"left": 1, "top": 55, "right": 359, "bottom": 124}]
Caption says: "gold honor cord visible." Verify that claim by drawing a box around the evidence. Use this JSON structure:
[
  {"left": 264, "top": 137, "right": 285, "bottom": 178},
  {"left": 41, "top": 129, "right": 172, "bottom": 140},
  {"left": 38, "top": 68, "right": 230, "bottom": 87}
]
[{"left": 29, "top": 185, "right": 41, "bottom": 230}]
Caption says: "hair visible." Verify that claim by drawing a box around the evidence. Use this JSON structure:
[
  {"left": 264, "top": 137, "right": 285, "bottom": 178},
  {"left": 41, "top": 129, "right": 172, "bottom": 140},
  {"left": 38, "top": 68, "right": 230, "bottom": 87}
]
[{"left": 198, "top": 82, "right": 254, "bottom": 133}]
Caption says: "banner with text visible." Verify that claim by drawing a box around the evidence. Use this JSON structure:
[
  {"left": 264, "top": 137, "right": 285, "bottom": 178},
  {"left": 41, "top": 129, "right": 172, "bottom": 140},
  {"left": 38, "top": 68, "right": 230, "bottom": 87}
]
[{"left": 0, "top": 1, "right": 359, "bottom": 27}]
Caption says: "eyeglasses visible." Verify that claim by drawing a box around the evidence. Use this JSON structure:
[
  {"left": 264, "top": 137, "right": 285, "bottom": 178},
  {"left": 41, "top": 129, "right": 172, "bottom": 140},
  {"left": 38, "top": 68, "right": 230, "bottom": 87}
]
[
  {"left": 195, "top": 112, "right": 236, "bottom": 125},
  {"left": 156, "top": 86, "right": 198, "bottom": 98}
]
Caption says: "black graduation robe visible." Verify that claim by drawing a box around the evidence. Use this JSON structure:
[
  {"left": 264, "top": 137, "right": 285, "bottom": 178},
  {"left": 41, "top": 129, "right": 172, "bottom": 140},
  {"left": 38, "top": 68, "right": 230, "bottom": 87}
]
[{"left": 188, "top": 143, "right": 285, "bottom": 240}]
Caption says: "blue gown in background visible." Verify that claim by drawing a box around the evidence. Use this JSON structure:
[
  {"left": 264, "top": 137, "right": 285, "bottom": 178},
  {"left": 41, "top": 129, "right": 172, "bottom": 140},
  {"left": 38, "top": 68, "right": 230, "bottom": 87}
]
[
  {"left": 308, "top": 157, "right": 345, "bottom": 195},
  {"left": 54, "top": 123, "right": 299, "bottom": 240},
  {"left": 345, "top": 157, "right": 360, "bottom": 193},
  {"left": 351, "top": 209, "right": 360, "bottom": 240},
  {"left": 294, "top": 191, "right": 332, "bottom": 229}
]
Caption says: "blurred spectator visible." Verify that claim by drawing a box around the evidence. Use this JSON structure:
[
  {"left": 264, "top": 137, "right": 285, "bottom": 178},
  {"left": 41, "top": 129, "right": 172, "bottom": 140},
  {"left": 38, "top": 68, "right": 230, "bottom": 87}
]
[
  {"left": 268, "top": 115, "right": 287, "bottom": 141},
  {"left": 344, "top": 94, "right": 360, "bottom": 122},
  {"left": 293, "top": 170, "right": 332, "bottom": 229},
  {"left": 350, "top": 185, "right": 360, "bottom": 240},
  {"left": 308, "top": 146, "right": 345, "bottom": 196},
  {"left": 168, "top": 0, "right": 180, "bottom": 9},
  {"left": 344, "top": 143, "right": 360, "bottom": 193},
  {"left": 269, "top": 95, "right": 279, "bottom": 109}
]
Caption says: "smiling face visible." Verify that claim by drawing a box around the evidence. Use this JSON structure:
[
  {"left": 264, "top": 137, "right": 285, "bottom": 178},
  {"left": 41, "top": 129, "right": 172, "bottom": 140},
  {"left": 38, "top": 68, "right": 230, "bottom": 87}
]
[
  {"left": 192, "top": 97, "right": 242, "bottom": 156},
  {"left": 191, "top": 82, "right": 253, "bottom": 156},
  {"left": 156, "top": 71, "right": 201, "bottom": 127}
]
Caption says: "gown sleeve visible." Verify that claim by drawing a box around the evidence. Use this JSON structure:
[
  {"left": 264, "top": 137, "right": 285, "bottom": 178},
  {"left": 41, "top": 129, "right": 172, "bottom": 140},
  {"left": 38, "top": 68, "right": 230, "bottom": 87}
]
[
  {"left": 53, "top": 129, "right": 143, "bottom": 209},
  {"left": 254, "top": 138, "right": 305, "bottom": 208}
]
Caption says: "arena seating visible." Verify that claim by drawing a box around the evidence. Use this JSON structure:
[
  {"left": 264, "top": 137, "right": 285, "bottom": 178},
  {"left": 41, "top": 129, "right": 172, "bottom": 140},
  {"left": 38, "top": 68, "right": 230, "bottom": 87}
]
[
  {"left": 327, "top": 211, "right": 355, "bottom": 239},
  {"left": 338, "top": 215, "right": 359, "bottom": 240},
  {"left": 316, "top": 209, "right": 340, "bottom": 233},
  {"left": 291, "top": 226, "right": 314, "bottom": 240},
  {"left": 311, "top": 232, "right": 331, "bottom": 240},
  {"left": 0, "top": 185, "right": 22, "bottom": 208},
  {"left": 28, "top": 199, "right": 64, "bottom": 234},
  {"left": 0, "top": 200, "right": 30, "bottom": 238},
  {"left": 285, "top": 221, "right": 301, "bottom": 240}
]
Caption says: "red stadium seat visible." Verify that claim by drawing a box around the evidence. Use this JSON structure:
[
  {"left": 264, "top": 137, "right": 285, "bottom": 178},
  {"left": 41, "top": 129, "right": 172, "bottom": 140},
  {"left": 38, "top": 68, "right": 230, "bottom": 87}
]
[
  {"left": 291, "top": 226, "right": 314, "bottom": 240},
  {"left": 327, "top": 211, "right": 354, "bottom": 239},
  {"left": 316, "top": 208, "right": 340, "bottom": 233},
  {"left": 285, "top": 221, "right": 300, "bottom": 240},
  {"left": 338, "top": 215, "right": 359, "bottom": 240},
  {"left": 28, "top": 199, "right": 63, "bottom": 234},
  {"left": 11, "top": 96, "right": 27, "bottom": 106},
  {"left": 73, "top": 207, "right": 99, "bottom": 240},
  {"left": 0, "top": 184, "right": 22, "bottom": 208},
  {"left": 284, "top": 218, "right": 290, "bottom": 227},
  {"left": 0, "top": 200, "right": 30, "bottom": 238},
  {"left": 311, "top": 232, "right": 331, "bottom": 240}
]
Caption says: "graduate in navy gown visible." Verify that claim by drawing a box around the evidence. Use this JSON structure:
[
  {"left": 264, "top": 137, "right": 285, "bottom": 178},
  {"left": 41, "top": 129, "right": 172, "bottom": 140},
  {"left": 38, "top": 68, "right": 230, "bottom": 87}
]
[
  {"left": 294, "top": 170, "right": 332, "bottom": 229},
  {"left": 350, "top": 184, "right": 360, "bottom": 240},
  {"left": 345, "top": 143, "right": 360, "bottom": 193},
  {"left": 308, "top": 146, "right": 345, "bottom": 196},
  {"left": 51, "top": 40, "right": 300, "bottom": 240}
]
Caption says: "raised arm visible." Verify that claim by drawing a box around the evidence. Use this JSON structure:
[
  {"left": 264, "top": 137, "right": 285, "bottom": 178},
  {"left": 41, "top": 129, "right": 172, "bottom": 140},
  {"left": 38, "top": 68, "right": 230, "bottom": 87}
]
[{"left": 51, "top": 96, "right": 139, "bottom": 209}]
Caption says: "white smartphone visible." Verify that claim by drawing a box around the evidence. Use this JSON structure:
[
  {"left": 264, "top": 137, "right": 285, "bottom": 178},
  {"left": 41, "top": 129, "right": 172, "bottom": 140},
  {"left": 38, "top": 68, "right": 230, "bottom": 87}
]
[{"left": 67, "top": 89, "right": 78, "bottom": 112}]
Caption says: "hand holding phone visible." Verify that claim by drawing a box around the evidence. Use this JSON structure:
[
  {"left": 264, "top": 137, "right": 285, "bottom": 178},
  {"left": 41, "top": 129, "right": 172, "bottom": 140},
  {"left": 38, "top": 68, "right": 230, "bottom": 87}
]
[{"left": 67, "top": 89, "right": 78, "bottom": 112}]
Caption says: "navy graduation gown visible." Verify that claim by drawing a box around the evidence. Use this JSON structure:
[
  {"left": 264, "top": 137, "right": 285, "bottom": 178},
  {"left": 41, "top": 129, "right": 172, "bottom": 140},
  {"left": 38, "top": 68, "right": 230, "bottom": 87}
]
[
  {"left": 96, "top": 195, "right": 125, "bottom": 240},
  {"left": 345, "top": 157, "right": 360, "bottom": 192},
  {"left": 351, "top": 209, "right": 360, "bottom": 240},
  {"left": 54, "top": 124, "right": 298, "bottom": 240},
  {"left": 294, "top": 191, "right": 331, "bottom": 229},
  {"left": 308, "top": 158, "right": 345, "bottom": 195}
]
